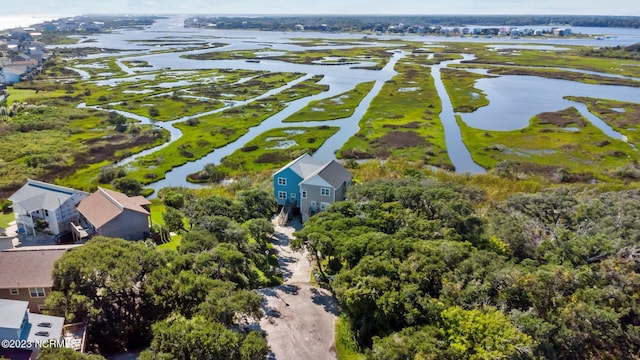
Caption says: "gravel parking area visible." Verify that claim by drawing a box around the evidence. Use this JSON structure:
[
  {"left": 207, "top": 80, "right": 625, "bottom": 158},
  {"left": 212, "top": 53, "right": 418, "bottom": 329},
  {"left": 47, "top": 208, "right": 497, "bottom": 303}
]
[{"left": 257, "top": 218, "right": 338, "bottom": 360}]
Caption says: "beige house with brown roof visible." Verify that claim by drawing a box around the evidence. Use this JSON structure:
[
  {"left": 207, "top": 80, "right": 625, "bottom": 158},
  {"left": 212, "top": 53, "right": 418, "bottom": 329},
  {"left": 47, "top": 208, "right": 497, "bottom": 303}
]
[
  {"left": 0, "top": 246, "right": 79, "bottom": 313},
  {"left": 76, "top": 188, "right": 151, "bottom": 241}
]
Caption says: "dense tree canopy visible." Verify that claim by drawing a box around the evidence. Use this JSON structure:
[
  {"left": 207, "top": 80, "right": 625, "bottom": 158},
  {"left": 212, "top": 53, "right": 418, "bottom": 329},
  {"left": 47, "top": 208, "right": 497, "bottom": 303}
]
[
  {"left": 46, "top": 189, "right": 276, "bottom": 356},
  {"left": 294, "top": 179, "right": 640, "bottom": 359}
]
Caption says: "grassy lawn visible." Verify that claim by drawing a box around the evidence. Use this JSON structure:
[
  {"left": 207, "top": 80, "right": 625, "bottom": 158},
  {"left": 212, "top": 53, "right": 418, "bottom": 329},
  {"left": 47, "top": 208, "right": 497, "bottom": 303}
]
[
  {"left": 150, "top": 200, "right": 185, "bottom": 251},
  {"left": 156, "top": 234, "right": 182, "bottom": 251},
  {"left": 6, "top": 88, "right": 39, "bottom": 106},
  {"left": 0, "top": 212, "right": 14, "bottom": 230}
]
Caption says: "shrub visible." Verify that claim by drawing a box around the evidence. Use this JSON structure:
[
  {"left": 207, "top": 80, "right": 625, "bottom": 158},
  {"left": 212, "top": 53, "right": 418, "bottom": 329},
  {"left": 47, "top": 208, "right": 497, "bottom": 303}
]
[
  {"left": 148, "top": 108, "right": 160, "bottom": 117},
  {"left": 98, "top": 166, "right": 127, "bottom": 184},
  {"left": 186, "top": 117, "right": 200, "bottom": 126},
  {"left": 241, "top": 145, "right": 259, "bottom": 152},
  {"left": 255, "top": 152, "right": 290, "bottom": 164}
]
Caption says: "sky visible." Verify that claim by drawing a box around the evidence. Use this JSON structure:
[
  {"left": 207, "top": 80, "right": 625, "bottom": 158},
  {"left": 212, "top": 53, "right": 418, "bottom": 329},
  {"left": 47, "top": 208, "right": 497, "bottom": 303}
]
[{"left": 2, "top": 0, "right": 640, "bottom": 17}]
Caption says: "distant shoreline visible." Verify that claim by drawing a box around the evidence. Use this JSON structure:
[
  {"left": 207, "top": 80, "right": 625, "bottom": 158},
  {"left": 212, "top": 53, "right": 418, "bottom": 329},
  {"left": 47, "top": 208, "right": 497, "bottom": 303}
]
[{"left": 3, "top": 13, "right": 640, "bottom": 33}]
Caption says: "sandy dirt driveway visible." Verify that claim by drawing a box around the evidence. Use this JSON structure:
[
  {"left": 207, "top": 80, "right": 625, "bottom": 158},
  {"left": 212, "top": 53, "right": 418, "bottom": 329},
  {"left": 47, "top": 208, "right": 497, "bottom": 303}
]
[{"left": 257, "top": 218, "right": 338, "bottom": 360}]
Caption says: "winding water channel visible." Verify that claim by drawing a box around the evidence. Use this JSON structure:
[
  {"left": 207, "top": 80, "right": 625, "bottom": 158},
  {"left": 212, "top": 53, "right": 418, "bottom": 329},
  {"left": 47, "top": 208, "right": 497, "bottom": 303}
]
[{"left": 63, "top": 16, "right": 640, "bottom": 194}]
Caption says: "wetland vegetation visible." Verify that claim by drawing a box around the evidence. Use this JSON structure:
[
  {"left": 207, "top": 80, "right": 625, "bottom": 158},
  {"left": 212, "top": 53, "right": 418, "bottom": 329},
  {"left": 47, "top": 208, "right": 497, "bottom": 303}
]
[
  {"left": 458, "top": 107, "right": 635, "bottom": 182},
  {"left": 209, "top": 125, "right": 339, "bottom": 177},
  {"left": 440, "top": 67, "right": 491, "bottom": 112},
  {"left": 338, "top": 52, "right": 452, "bottom": 169},
  {"left": 1, "top": 25, "right": 639, "bottom": 196},
  {"left": 283, "top": 81, "right": 375, "bottom": 122}
]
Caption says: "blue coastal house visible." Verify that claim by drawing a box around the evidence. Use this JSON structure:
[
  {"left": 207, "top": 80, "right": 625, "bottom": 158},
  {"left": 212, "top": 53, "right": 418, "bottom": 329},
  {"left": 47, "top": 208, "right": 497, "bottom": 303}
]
[{"left": 273, "top": 154, "right": 351, "bottom": 222}]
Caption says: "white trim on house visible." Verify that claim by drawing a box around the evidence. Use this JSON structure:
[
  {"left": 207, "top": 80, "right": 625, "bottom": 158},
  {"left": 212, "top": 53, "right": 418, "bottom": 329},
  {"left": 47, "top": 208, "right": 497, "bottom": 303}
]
[{"left": 29, "top": 287, "right": 45, "bottom": 298}]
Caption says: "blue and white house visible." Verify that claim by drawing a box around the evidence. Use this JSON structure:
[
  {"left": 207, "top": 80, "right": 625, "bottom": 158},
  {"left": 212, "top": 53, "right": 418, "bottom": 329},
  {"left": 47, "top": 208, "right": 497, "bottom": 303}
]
[{"left": 273, "top": 154, "right": 352, "bottom": 222}]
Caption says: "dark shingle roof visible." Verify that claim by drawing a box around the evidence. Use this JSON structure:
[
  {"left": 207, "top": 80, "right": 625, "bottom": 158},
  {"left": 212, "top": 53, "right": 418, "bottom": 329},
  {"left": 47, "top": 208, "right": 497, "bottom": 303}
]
[{"left": 0, "top": 248, "right": 67, "bottom": 288}]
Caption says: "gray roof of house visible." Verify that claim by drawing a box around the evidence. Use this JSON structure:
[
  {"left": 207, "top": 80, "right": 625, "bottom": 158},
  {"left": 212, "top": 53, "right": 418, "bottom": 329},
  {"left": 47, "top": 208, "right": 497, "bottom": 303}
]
[
  {"left": 0, "top": 248, "right": 68, "bottom": 288},
  {"left": 8, "top": 179, "right": 87, "bottom": 212},
  {"left": 0, "top": 299, "right": 28, "bottom": 330},
  {"left": 26, "top": 312, "right": 65, "bottom": 344},
  {"left": 301, "top": 160, "right": 352, "bottom": 189},
  {"left": 275, "top": 153, "right": 324, "bottom": 179}
]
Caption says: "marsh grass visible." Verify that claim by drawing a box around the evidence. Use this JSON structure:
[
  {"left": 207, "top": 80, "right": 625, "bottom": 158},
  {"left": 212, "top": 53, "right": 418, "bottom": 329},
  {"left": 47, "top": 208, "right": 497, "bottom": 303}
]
[
  {"left": 121, "top": 75, "right": 329, "bottom": 185},
  {"left": 461, "top": 44, "right": 640, "bottom": 78},
  {"left": 185, "top": 46, "right": 394, "bottom": 70},
  {"left": 0, "top": 96, "right": 169, "bottom": 195},
  {"left": 217, "top": 126, "right": 339, "bottom": 174},
  {"left": 339, "top": 54, "right": 452, "bottom": 169},
  {"left": 567, "top": 96, "right": 640, "bottom": 146},
  {"left": 458, "top": 108, "right": 637, "bottom": 181},
  {"left": 440, "top": 67, "right": 491, "bottom": 112},
  {"left": 283, "top": 81, "right": 375, "bottom": 122},
  {"left": 487, "top": 67, "right": 640, "bottom": 87}
]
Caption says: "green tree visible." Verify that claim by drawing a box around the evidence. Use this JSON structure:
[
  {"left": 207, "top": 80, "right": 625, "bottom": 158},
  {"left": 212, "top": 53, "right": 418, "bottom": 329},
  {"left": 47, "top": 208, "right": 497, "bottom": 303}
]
[
  {"left": 37, "top": 347, "right": 106, "bottom": 360},
  {"left": 46, "top": 238, "right": 162, "bottom": 349},
  {"left": 198, "top": 280, "right": 264, "bottom": 326},
  {"left": 146, "top": 315, "right": 242, "bottom": 360},
  {"left": 163, "top": 206, "right": 185, "bottom": 233},
  {"left": 244, "top": 218, "right": 274, "bottom": 246},
  {"left": 441, "top": 306, "right": 535, "bottom": 360},
  {"left": 179, "top": 227, "right": 219, "bottom": 254},
  {"left": 111, "top": 177, "right": 142, "bottom": 196},
  {"left": 237, "top": 189, "right": 277, "bottom": 220},
  {"left": 239, "top": 331, "right": 270, "bottom": 360},
  {"left": 163, "top": 190, "right": 186, "bottom": 209}
]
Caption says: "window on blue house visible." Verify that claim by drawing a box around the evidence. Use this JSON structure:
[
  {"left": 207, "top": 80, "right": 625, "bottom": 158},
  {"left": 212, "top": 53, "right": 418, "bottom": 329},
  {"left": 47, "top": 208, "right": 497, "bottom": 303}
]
[
  {"left": 278, "top": 177, "right": 287, "bottom": 186},
  {"left": 278, "top": 191, "right": 287, "bottom": 199}
]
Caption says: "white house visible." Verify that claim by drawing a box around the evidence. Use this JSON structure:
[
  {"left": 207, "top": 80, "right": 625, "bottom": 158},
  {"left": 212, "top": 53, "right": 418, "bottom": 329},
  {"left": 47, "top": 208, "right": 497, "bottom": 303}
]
[
  {"left": 8, "top": 180, "right": 89, "bottom": 237},
  {"left": 0, "top": 299, "right": 64, "bottom": 350}
]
